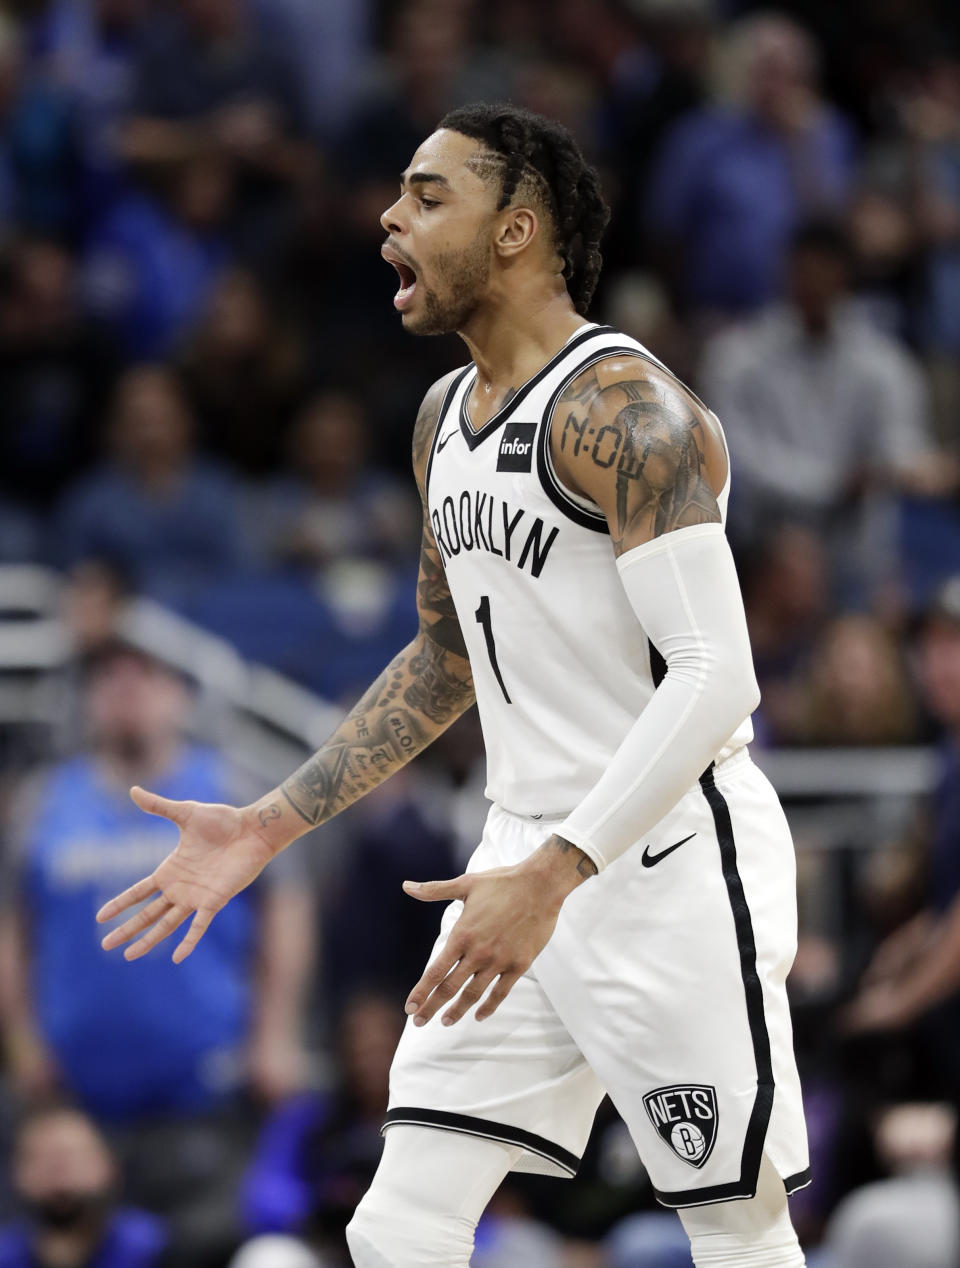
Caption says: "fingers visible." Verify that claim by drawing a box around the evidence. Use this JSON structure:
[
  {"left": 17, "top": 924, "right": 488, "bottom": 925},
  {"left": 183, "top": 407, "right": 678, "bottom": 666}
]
[
  {"left": 172, "top": 909, "right": 213, "bottom": 964},
  {"left": 476, "top": 971, "right": 521, "bottom": 1022},
  {"left": 439, "top": 968, "right": 499, "bottom": 1026},
  {"left": 405, "top": 946, "right": 462, "bottom": 1022},
  {"left": 130, "top": 785, "right": 190, "bottom": 826},
  {"left": 403, "top": 876, "right": 469, "bottom": 904},
  {"left": 124, "top": 904, "right": 191, "bottom": 961},
  {"left": 101, "top": 894, "right": 169, "bottom": 951},
  {"left": 96, "top": 875, "right": 160, "bottom": 924}
]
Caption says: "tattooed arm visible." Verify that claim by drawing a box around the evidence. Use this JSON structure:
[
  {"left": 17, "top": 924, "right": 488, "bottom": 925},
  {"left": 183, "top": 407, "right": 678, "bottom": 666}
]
[
  {"left": 550, "top": 354, "right": 727, "bottom": 554},
  {"left": 275, "top": 370, "right": 473, "bottom": 830},
  {"left": 96, "top": 373, "right": 475, "bottom": 962},
  {"left": 545, "top": 353, "right": 760, "bottom": 873}
]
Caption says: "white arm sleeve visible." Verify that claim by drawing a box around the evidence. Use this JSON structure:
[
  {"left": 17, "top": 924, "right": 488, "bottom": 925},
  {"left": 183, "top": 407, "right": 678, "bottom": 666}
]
[{"left": 557, "top": 522, "right": 760, "bottom": 873}]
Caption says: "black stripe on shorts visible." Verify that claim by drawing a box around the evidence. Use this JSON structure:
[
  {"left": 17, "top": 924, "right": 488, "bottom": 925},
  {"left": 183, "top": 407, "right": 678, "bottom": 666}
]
[
  {"left": 651, "top": 764, "right": 779, "bottom": 1208},
  {"left": 381, "top": 1107, "right": 580, "bottom": 1177}
]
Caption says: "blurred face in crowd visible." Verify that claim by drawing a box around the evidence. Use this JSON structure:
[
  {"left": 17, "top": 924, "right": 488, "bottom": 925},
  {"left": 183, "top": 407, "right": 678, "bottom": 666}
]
[
  {"left": 179, "top": 0, "right": 242, "bottom": 40},
  {"left": 14, "top": 1110, "right": 116, "bottom": 1232},
  {"left": 95, "top": 0, "right": 147, "bottom": 33},
  {"left": 291, "top": 393, "right": 369, "bottom": 491},
  {"left": 203, "top": 270, "right": 268, "bottom": 358},
  {"left": 731, "top": 14, "right": 816, "bottom": 122},
  {"left": 171, "top": 155, "right": 234, "bottom": 230},
  {"left": 917, "top": 618, "right": 960, "bottom": 733},
  {"left": 381, "top": 128, "right": 556, "bottom": 335},
  {"left": 109, "top": 368, "right": 194, "bottom": 474},
  {"left": 391, "top": 0, "right": 471, "bottom": 86},
  {"left": 86, "top": 650, "right": 189, "bottom": 762},
  {"left": 788, "top": 244, "right": 848, "bottom": 332}
]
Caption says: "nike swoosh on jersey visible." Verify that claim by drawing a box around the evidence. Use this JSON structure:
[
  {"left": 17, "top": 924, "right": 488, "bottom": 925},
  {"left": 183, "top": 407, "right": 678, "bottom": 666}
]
[
  {"left": 436, "top": 428, "right": 458, "bottom": 452},
  {"left": 641, "top": 833, "right": 696, "bottom": 868}
]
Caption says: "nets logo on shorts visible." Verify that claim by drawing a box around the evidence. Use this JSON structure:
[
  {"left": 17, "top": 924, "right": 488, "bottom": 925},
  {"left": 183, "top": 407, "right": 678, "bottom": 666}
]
[
  {"left": 643, "top": 1084, "right": 718, "bottom": 1169},
  {"left": 497, "top": 422, "right": 536, "bottom": 472}
]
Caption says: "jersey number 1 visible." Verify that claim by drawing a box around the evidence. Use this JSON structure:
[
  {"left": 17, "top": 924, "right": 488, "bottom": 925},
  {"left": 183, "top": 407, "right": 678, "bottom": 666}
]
[{"left": 475, "top": 595, "right": 512, "bottom": 704}]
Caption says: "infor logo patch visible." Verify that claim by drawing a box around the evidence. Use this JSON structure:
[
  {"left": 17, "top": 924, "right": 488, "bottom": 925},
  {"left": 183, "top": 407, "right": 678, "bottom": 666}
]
[
  {"left": 643, "top": 1084, "right": 718, "bottom": 1169},
  {"left": 497, "top": 422, "right": 536, "bottom": 472}
]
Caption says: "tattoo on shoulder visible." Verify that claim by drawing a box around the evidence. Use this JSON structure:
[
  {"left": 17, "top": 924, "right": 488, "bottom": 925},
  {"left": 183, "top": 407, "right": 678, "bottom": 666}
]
[{"left": 558, "top": 365, "right": 721, "bottom": 552}]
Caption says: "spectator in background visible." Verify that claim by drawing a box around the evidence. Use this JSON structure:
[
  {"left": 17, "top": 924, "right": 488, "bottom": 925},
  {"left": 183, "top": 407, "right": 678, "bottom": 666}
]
[
  {"left": 0, "top": 641, "right": 313, "bottom": 1265},
  {"left": 81, "top": 154, "right": 233, "bottom": 360},
  {"left": 257, "top": 391, "right": 420, "bottom": 573},
  {"left": 904, "top": 54, "right": 960, "bottom": 450},
  {"left": 0, "top": 1104, "right": 169, "bottom": 1268},
  {"left": 179, "top": 269, "right": 308, "bottom": 474},
  {"left": 24, "top": 0, "right": 150, "bottom": 225},
  {"left": 739, "top": 525, "right": 827, "bottom": 747},
  {"left": 241, "top": 993, "right": 404, "bottom": 1261},
  {"left": 700, "top": 220, "right": 943, "bottom": 605},
  {"left": 247, "top": 0, "right": 372, "bottom": 142},
  {"left": 55, "top": 365, "right": 248, "bottom": 606},
  {"left": 846, "top": 577, "right": 960, "bottom": 1055},
  {"left": 647, "top": 12, "right": 854, "bottom": 322},
  {"left": 795, "top": 615, "right": 920, "bottom": 747},
  {"left": 120, "top": 0, "right": 314, "bottom": 264},
  {"left": 0, "top": 236, "right": 115, "bottom": 506},
  {"left": 0, "top": 12, "right": 80, "bottom": 239}
]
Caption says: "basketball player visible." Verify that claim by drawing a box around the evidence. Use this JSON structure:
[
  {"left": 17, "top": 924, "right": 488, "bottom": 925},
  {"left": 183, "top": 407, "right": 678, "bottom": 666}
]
[{"left": 97, "top": 104, "right": 810, "bottom": 1266}]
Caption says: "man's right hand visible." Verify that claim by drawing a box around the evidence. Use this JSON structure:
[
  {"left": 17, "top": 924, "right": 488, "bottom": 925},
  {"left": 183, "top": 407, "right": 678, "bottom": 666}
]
[{"left": 96, "top": 787, "right": 278, "bottom": 963}]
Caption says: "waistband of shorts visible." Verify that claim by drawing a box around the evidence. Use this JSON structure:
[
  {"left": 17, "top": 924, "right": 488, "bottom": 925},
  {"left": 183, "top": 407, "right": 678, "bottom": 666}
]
[{"left": 494, "top": 745, "right": 753, "bottom": 824}]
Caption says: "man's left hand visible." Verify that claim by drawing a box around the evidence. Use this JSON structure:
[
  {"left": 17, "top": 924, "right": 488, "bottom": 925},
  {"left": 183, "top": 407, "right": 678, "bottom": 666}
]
[{"left": 403, "top": 839, "right": 593, "bottom": 1027}]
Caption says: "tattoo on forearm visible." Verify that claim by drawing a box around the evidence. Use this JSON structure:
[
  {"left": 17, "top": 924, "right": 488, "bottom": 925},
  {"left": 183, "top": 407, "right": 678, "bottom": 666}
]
[
  {"left": 558, "top": 366, "right": 721, "bottom": 553},
  {"left": 549, "top": 834, "right": 599, "bottom": 880},
  {"left": 281, "top": 461, "right": 474, "bottom": 828},
  {"left": 258, "top": 803, "right": 281, "bottom": 829}
]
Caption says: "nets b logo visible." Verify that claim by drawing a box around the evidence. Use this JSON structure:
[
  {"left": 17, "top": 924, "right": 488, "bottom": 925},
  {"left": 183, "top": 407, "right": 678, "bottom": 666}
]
[
  {"left": 497, "top": 422, "right": 536, "bottom": 472},
  {"left": 643, "top": 1084, "right": 718, "bottom": 1169}
]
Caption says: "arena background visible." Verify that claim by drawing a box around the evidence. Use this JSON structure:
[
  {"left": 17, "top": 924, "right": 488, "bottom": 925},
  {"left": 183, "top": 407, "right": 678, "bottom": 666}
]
[{"left": 0, "top": 0, "right": 959, "bottom": 1265}]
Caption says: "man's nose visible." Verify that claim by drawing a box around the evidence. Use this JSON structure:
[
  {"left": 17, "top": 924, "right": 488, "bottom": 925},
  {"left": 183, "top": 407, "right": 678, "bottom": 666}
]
[{"left": 380, "top": 196, "right": 406, "bottom": 236}]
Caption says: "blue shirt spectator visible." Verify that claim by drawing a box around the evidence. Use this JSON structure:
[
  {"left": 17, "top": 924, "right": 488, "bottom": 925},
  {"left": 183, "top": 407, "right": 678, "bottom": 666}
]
[
  {"left": 646, "top": 13, "right": 854, "bottom": 315},
  {"left": 0, "top": 15, "right": 82, "bottom": 237},
  {"left": 16, "top": 744, "right": 257, "bottom": 1119},
  {"left": 54, "top": 365, "right": 248, "bottom": 606},
  {"left": 0, "top": 1210, "right": 168, "bottom": 1268},
  {"left": 81, "top": 182, "right": 230, "bottom": 361},
  {"left": 24, "top": 0, "right": 149, "bottom": 224},
  {"left": 0, "top": 1105, "right": 169, "bottom": 1268}
]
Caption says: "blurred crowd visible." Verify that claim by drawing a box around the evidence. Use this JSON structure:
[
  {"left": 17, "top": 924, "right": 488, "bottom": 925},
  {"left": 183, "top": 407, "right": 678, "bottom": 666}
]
[{"left": 0, "top": 0, "right": 960, "bottom": 1264}]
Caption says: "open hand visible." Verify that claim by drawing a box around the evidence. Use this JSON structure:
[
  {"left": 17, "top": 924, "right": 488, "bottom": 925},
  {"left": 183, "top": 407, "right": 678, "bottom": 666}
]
[
  {"left": 403, "top": 848, "right": 584, "bottom": 1027},
  {"left": 97, "top": 787, "right": 277, "bottom": 963}
]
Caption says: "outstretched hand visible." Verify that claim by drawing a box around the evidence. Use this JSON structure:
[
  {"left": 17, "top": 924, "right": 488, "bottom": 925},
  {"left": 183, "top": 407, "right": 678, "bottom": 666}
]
[
  {"left": 402, "top": 849, "right": 584, "bottom": 1027},
  {"left": 97, "top": 787, "right": 277, "bottom": 963}
]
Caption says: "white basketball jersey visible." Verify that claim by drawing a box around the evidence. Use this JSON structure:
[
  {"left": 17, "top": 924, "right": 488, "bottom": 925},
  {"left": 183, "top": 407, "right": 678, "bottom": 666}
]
[{"left": 425, "top": 323, "right": 754, "bottom": 817}]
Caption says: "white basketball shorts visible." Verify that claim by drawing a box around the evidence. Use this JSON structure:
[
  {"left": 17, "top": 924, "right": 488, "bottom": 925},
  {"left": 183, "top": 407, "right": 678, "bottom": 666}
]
[{"left": 385, "top": 748, "right": 811, "bottom": 1208}]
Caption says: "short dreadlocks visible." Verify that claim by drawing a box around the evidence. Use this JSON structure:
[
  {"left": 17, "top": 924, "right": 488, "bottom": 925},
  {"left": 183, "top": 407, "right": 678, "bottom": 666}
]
[{"left": 438, "top": 103, "right": 610, "bottom": 317}]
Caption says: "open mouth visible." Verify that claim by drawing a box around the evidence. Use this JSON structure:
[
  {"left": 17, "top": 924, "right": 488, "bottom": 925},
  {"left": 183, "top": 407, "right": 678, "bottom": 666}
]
[{"left": 382, "top": 246, "right": 419, "bottom": 311}]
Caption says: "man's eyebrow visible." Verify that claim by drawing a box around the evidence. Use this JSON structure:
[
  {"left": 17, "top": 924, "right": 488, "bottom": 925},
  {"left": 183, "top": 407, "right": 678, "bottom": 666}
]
[{"left": 400, "top": 171, "right": 452, "bottom": 190}]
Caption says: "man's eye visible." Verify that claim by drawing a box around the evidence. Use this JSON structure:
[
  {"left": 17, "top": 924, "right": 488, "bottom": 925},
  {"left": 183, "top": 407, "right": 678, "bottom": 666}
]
[{"left": 420, "top": 197, "right": 439, "bottom": 209}]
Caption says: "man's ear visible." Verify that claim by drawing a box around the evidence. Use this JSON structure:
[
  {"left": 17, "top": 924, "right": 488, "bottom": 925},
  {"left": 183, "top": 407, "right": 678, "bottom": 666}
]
[{"left": 495, "top": 206, "right": 539, "bottom": 259}]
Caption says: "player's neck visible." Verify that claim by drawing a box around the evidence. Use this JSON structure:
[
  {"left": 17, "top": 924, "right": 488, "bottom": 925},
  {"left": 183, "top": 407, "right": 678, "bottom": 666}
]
[{"left": 458, "top": 287, "right": 587, "bottom": 406}]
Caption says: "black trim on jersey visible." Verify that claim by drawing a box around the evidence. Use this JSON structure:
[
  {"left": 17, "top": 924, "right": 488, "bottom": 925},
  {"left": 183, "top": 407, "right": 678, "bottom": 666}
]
[
  {"left": 457, "top": 325, "right": 615, "bottom": 452},
  {"left": 536, "top": 344, "right": 644, "bottom": 534},
  {"left": 535, "top": 339, "right": 721, "bottom": 534},
  {"left": 651, "top": 764, "right": 778, "bottom": 1210},
  {"left": 381, "top": 1107, "right": 580, "bottom": 1177},
  {"left": 784, "top": 1167, "right": 813, "bottom": 1195},
  {"left": 424, "top": 366, "right": 474, "bottom": 502}
]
